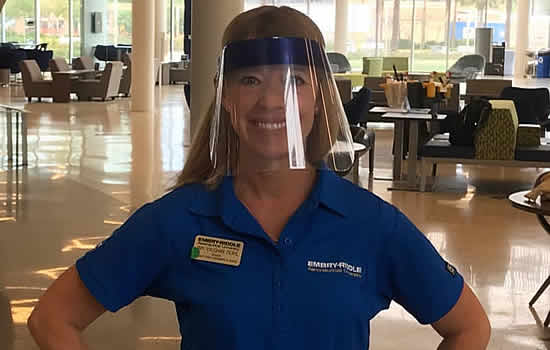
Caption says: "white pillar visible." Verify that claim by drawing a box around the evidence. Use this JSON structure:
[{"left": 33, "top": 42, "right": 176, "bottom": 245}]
[
  {"left": 155, "top": 0, "right": 167, "bottom": 62},
  {"left": 514, "top": 0, "right": 530, "bottom": 78},
  {"left": 190, "top": 0, "right": 244, "bottom": 138},
  {"left": 131, "top": 0, "right": 155, "bottom": 112},
  {"left": 81, "top": 0, "right": 107, "bottom": 57},
  {"left": 130, "top": 111, "right": 155, "bottom": 210},
  {"left": 334, "top": 0, "right": 349, "bottom": 54}
]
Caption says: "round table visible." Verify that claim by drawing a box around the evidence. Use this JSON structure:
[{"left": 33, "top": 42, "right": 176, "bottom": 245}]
[
  {"left": 509, "top": 190, "right": 550, "bottom": 327},
  {"left": 332, "top": 142, "right": 367, "bottom": 184},
  {"left": 509, "top": 191, "right": 550, "bottom": 232}
]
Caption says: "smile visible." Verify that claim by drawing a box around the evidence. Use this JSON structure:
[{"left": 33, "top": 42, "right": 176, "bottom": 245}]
[{"left": 254, "top": 121, "right": 286, "bottom": 130}]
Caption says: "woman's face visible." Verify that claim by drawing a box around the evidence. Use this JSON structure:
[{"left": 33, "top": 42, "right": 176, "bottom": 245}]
[{"left": 222, "top": 64, "right": 317, "bottom": 164}]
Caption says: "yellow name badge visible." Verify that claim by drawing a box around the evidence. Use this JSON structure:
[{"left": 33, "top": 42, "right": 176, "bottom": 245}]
[{"left": 190, "top": 235, "right": 244, "bottom": 267}]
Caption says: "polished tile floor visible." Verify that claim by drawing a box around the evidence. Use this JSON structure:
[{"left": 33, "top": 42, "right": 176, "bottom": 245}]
[{"left": 1, "top": 84, "right": 550, "bottom": 349}]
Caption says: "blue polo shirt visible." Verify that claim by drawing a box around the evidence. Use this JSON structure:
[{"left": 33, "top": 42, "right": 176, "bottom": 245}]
[{"left": 76, "top": 169, "right": 463, "bottom": 350}]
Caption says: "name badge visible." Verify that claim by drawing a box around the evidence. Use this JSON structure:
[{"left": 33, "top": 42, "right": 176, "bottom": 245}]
[{"left": 190, "top": 235, "right": 244, "bottom": 267}]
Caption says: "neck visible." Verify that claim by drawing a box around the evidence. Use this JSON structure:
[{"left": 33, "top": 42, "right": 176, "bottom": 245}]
[{"left": 234, "top": 167, "right": 317, "bottom": 202}]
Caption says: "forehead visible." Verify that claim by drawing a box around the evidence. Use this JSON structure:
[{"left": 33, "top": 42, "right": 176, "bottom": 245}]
[{"left": 227, "top": 64, "right": 311, "bottom": 76}]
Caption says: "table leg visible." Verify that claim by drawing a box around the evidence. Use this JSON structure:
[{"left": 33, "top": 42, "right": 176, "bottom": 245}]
[
  {"left": 353, "top": 160, "right": 359, "bottom": 184},
  {"left": 52, "top": 75, "right": 71, "bottom": 103},
  {"left": 388, "top": 119, "right": 423, "bottom": 191},
  {"left": 21, "top": 112, "right": 28, "bottom": 166},
  {"left": 407, "top": 120, "right": 419, "bottom": 188},
  {"left": 393, "top": 120, "right": 404, "bottom": 181},
  {"left": 537, "top": 214, "right": 550, "bottom": 234},
  {"left": 6, "top": 167, "right": 12, "bottom": 215},
  {"left": 15, "top": 111, "right": 19, "bottom": 166},
  {"left": 6, "top": 110, "right": 12, "bottom": 164},
  {"left": 529, "top": 275, "right": 550, "bottom": 306}
]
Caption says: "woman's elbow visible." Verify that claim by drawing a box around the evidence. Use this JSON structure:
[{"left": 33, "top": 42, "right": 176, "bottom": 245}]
[
  {"left": 27, "top": 306, "right": 47, "bottom": 340},
  {"left": 478, "top": 312, "right": 492, "bottom": 348}
]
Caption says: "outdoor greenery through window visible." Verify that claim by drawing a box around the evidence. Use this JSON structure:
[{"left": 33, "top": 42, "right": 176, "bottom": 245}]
[
  {"left": 4, "top": 0, "right": 36, "bottom": 45},
  {"left": 1, "top": 0, "right": 185, "bottom": 63},
  {"left": 2, "top": 0, "right": 548, "bottom": 71},
  {"left": 3, "top": 0, "right": 80, "bottom": 59},
  {"left": 246, "top": 0, "right": 549, "bottom": 73},
  {"left": 107, "top": 0, "right": 131, "bottom": 46}
]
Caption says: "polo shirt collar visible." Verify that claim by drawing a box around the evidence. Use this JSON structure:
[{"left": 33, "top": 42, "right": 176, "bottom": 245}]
[
  {"left": 315, "top": 169, "right": 351, "bottom": 217},
  {"left": 188, "top": 169, "right": 351, "bottom": 220}
]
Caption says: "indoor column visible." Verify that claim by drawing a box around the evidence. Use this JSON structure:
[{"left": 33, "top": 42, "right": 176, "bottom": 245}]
[
  {"left": 131, "top": 0, "right": 155, "bottom": 112},
  {"left": 514, "top": 0, "right": 530, "bottom": 78},
  {"left": 155, "top": 0, "right": 168, "bottom": 62},
  {"left": 190, "top": 0, "right": 244, "bottom": 138},
  {"left": 334, "top": 0, "right": 349, "bottom": 54}
]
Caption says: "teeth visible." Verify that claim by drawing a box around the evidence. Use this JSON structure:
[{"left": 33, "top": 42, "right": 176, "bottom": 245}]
[{"left": 256, "top": 121, "right": 286, "bottom": 130}]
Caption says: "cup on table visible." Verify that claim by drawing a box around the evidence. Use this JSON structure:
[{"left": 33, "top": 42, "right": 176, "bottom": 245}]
[{"left": 381, "top": 80, "right": 408, "bottom": 109}]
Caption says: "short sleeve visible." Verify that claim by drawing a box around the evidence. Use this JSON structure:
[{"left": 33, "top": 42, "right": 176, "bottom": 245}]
[
  {"left": 379, "top": 207, "right": 464, "bottom": 324},
  {"left": 76, "top": 203, "right": 172, "bottom": 312}
]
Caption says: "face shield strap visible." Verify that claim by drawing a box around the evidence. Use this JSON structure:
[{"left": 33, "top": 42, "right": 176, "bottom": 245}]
[{"left": 222, "top": 37, "right": 326, "bottom": 72}]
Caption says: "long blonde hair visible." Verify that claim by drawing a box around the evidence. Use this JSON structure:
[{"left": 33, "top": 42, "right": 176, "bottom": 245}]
[{"left": 174, "top": 6, "right": 339, "bottom": 190}]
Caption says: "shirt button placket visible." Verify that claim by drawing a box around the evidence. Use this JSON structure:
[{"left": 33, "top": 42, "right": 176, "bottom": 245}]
[
  {"left": 279, "top": 241, "right": 292, "bottom": 345},
  {"left": 272, "top": 251, "right": 283, "bottom": 349}
]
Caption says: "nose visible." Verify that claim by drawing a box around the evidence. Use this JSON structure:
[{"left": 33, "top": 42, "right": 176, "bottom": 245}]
[{"left": 258, "top": 75, "right": 286, "bottom": 109}]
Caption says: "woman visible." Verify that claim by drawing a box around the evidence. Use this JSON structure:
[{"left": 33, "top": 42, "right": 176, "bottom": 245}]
[{"left": 28, "top": 6, "right": 490, "bottom": 350}]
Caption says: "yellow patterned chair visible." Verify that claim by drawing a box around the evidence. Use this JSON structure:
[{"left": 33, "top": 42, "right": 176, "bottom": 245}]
[
  {"left": 474, "top": 100, "right": 518, "bottom": 160},
  {"left": 420, "top": 100, "right": 550, "bottom": 192}
]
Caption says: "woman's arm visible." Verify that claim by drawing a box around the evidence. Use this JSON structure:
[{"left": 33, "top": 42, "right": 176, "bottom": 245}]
[
  {"left": 28, "top": 266, "right": 106, "bottom": 350},
  {"left": 432, "top": 283, "right": 491, "bottom": 350}
]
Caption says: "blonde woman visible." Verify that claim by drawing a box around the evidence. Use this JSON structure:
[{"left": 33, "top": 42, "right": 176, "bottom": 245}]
[{"left": 28, "top": 6, "right": 490, "bottom": 350}]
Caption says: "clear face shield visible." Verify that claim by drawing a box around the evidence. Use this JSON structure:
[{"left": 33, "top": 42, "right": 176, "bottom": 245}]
[{"left": 210, "top": 37, "right": 354, "bottom": 176}]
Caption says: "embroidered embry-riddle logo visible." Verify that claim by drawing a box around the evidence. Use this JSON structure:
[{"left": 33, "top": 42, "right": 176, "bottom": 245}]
[{"left": 307, "top": 260, "right": 363, "bottom": 278}]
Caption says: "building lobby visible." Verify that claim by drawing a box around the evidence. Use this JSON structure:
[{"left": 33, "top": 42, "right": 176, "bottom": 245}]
[{"left": 2, "top": 0, "right": 550, "bottom": 349}]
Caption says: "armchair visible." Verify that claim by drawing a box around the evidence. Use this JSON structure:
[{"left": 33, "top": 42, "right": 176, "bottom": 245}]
[
  {"left": 19, "top": 60, "right": 54, "bottom": 101},
  {"left": 75, "top": 62, "right": 123, "bottom": 101}
]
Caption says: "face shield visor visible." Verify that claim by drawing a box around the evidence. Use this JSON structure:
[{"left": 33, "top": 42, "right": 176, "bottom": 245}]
[{"left": 210, "top": 37, "right": 354, "bottom": 175}]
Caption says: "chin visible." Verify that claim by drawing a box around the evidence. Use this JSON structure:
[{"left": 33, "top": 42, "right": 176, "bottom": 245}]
[{"left": 253, "top": 147, "right": 290, "bottom": 162}]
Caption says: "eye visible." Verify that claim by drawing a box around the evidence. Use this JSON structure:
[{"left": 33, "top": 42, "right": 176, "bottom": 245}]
[
  {"left": 240, "top": 76, "right": 261, "bottom": 86},
  {"left": 291, "top": 75, "right": 307, "bottom": 86}
]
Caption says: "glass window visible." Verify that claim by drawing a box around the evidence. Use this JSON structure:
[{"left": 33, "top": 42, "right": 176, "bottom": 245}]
[
  {"left": 4, "top": 0, "right": 36, "bottom": 45},
  {"left": 71, "top": 0, "right": 82, "bottom": 59},
  {"left": 380, "top": 0, "right": 414, "bottom": 64},
  {"left": 310, "top": 0, "right": 335, "bottom": 51},
  {"left": 172, "top": 0, "right": 185, "bottom": 60},
  {"left": 530, "top": 17, "right": 550, "bottom": 50},
  {"left": 448, "top": 0, "right": 487, "bottom": 68},
  {"left": 495, "top": 0, "right": 516, "bottom": 49},
  {"left": 106, "top": 0, "right": 132, "bottom": 45},
  {"left": 530, "top": 4, "right": 550, "bottom": 50},
  {"left": 347, "top": 0, "right": 377, "bottom": 71},
  {"left": 486, "top": 0, "right": 506, "bottom": 47},
  {"left": 412, "top": 0, "right": 449, "bottom": 72},
  {"left": 40, "top": 0, "right": 69, "bottom": 58}
]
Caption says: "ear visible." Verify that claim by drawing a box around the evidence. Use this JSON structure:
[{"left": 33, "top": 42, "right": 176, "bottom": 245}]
[
  {"left": 221, "top": 92, "right": 233, "bottom": 114},
  {"left": 214, "top": 77, "right": 232, "bottom": 114}
]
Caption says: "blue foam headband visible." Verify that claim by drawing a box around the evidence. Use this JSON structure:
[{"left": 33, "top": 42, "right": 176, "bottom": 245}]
[{"left": 222, "top": 37, "right": 326, "bottom": 72}]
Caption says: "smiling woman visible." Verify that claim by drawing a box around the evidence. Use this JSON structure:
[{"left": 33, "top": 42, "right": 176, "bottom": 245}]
[
  {"left": 27, "top": 6, "right": 489, "bottom": 350},
  {"left": 209, "top": 36, "right": 354, "bottom": 178}
]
